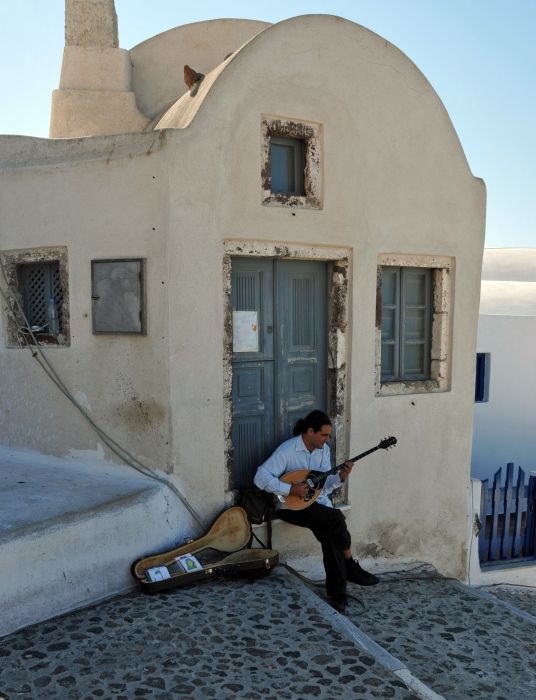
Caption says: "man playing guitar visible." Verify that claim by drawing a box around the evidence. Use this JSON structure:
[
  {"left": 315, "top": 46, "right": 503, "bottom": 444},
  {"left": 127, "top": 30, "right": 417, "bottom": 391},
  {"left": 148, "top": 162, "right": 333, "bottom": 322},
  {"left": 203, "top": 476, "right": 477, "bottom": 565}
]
[{"left": 254, "top": 410, "right": 379, "bottom": 614}]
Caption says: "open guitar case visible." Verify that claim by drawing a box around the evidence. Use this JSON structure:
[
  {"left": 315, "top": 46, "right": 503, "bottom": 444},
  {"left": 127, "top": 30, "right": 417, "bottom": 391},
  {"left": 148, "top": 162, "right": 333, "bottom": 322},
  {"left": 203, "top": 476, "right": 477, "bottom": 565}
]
[{"left": 131, "top": 506, "right": 279, "bottom": 593}]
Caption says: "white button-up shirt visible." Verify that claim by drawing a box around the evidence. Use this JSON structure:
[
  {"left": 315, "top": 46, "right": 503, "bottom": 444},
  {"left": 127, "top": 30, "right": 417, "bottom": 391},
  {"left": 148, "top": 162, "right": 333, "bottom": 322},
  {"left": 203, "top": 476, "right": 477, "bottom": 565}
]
[{"left": 254, "top": 434, "right": 342, "bottom": 508}]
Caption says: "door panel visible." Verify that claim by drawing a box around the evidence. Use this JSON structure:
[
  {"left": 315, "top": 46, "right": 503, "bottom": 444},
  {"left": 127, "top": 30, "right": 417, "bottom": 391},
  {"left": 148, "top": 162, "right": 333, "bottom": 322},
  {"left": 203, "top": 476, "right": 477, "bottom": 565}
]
[
  {"left": 275, "top": 260, "right": 327, "bottom": 443},
  {"left": 231, "top": 260, "right": 274, "bottom": 489},
  {"left": 231, "top": 259, "right": 273, "bottom": 361},
  {"left": 231, "top": 258, "right": 327, "bottom": 488}
]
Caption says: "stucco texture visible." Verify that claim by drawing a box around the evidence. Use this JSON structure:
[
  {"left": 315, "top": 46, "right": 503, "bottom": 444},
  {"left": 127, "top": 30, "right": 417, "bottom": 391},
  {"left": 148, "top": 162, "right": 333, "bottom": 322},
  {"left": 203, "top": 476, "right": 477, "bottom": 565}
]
[
  {"left": 0, "top": 15, "right": 485, "bottom": 578},
  {"left": 157, "top": 15, "right": 485, "bottom": 577}
]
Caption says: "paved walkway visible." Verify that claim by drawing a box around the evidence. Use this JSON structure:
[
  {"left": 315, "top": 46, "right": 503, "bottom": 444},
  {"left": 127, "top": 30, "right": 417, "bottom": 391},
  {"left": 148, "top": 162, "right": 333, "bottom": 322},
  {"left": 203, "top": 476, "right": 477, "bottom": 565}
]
[{"left": 0, "top": 563, "right": 535, "bottom": 699}]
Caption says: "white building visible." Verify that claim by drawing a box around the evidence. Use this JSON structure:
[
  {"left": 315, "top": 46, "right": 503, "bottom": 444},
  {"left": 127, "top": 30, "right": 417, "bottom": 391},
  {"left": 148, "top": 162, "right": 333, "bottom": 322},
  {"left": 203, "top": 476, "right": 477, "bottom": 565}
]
[
  {"left": 0, "top": 1, "right": 485, "bottom": 631},
  {"left": 472, "top": 248, "right": 536, "bottom": 479}
]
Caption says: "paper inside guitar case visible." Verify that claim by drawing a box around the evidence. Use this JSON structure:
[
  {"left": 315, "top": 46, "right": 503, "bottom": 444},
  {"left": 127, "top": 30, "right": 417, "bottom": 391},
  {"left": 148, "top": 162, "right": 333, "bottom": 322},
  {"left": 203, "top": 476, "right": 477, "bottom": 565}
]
[{"left": 131, "top": 506, "right": 279, "bottom": 592}]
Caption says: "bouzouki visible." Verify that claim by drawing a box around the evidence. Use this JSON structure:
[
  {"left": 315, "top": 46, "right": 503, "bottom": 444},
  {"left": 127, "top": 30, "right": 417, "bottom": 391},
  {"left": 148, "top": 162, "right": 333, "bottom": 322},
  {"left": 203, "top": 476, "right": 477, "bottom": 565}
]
[{"left": 280, "top": 436, "right": 397, "bottom": 510}]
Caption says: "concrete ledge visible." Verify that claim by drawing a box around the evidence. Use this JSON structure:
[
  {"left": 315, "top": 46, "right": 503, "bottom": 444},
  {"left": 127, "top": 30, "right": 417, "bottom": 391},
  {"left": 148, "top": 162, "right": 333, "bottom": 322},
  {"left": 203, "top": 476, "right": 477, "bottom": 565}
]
[{"left": 0, "top": 447, "right": 185, "bottom": 637}]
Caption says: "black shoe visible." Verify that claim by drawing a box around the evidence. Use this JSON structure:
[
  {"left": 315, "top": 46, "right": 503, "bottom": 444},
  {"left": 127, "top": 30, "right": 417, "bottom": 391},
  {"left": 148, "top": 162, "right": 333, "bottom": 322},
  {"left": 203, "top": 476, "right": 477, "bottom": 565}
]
[
  {"left": 346, "top": 558, "right": 379, "bottom": 586},
  {"left": 329, "top": 595, "right": 348, "bottom": 613}
]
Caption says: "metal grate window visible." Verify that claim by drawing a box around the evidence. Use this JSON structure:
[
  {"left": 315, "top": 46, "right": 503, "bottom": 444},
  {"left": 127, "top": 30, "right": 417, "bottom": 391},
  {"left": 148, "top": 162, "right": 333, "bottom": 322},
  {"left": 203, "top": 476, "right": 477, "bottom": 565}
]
[{"left": 18, "top": 262, "right": 64, "bottom": 333}]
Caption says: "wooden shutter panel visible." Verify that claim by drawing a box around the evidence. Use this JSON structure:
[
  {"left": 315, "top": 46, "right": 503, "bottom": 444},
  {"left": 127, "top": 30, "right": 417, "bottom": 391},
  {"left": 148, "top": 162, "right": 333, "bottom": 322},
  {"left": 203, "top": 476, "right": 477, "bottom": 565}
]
[
  {"left": 380, "top": 267, "right": 400, "bottom": 381},
  {"left": 401, "top": 268, "right": 431, "bottom": 380}
]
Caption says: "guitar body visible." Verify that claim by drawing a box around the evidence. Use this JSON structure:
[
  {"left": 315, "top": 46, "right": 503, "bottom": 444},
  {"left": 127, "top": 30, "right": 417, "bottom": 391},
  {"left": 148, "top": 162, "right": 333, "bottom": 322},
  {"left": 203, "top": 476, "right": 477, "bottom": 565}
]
[{"left": 280, "top": 469, "right": 323, "bottom": 510}]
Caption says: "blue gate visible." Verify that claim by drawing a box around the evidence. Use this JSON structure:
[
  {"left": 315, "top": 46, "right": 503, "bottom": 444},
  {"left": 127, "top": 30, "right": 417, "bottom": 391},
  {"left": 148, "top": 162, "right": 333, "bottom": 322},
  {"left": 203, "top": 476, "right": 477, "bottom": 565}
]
[{"left": 479, "top": 463, "right": 536, "bottom": 564}]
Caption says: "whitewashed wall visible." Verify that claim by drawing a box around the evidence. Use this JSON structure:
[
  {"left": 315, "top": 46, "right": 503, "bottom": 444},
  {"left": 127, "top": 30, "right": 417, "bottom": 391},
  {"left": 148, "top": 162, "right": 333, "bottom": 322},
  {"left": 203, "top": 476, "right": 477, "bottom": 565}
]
[
  {"left": 1, "top": 15, "right": 486, "bottom": 579},
  {"left": 472, "top": 250, "right": 536, "bottom": 479}
]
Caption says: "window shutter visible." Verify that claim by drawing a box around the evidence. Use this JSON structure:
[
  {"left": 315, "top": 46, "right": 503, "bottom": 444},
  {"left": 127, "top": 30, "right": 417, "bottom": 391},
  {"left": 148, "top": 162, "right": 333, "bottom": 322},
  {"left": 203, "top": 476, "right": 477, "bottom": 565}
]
[
  {"left": 475, "top": 352, "right": 490, "bottom": 402},
  {"left": 401, "top": 268, "right": 431, "bottom": 380},
  {"left": 19, "top": 262, "right": 63, "bottom": 331},
  {"left": 380, "top": 267, "right": 400, "bottom": 381},
  {"left": 269, "top": 137, "right": 305, "bottom": 195}
]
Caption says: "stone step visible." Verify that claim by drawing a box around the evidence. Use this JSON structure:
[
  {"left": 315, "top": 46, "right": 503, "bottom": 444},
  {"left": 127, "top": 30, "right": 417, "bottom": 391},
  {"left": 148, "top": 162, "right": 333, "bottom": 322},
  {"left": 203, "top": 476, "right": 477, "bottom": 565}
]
[{"left": 0, "top": 447, "right": 185, "bottom": 637}]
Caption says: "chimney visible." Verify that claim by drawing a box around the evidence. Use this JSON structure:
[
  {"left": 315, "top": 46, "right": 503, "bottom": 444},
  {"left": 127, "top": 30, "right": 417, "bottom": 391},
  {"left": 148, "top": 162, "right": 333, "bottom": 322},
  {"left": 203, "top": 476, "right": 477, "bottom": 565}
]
[{"left": 50, "top": 0, "right": 149, "bottom": 137}]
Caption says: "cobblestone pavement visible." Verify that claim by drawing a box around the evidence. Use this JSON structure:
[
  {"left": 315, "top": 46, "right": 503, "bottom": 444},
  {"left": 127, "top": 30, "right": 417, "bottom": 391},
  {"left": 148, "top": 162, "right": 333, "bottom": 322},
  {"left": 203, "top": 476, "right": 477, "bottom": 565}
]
[
  {"left": 0, "top": 569, "right": 414, "bottom": 700},
  {"left": 483, "top": 584, "right": 536, "bottom": 617},
  {"left": 344, "top": 567, "right": 536, "bottom": 700},
  {"left": 1, "top": 564, "right": 535, "bottom": 700}
]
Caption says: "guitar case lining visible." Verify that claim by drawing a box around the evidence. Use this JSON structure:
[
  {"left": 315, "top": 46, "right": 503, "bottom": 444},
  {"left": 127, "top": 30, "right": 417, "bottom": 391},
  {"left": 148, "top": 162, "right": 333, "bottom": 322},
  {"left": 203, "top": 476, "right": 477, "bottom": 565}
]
[{"left": 131, "top": 506, "right": 278, "bottom": 592}]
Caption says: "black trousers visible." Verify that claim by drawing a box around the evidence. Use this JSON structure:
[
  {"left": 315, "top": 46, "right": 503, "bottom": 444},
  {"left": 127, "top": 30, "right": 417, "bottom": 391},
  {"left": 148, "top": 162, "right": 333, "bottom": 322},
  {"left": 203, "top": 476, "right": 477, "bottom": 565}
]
[{"left": 277, "top": 503, "right": 351, "bottom": 598}]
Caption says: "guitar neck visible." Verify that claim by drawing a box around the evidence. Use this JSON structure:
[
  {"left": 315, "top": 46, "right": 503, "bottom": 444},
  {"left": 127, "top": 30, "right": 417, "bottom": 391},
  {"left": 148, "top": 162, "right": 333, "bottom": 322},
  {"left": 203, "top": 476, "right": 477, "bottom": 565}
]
[{"left": 330, "top": 444, "right": 381, "bottom": 475}]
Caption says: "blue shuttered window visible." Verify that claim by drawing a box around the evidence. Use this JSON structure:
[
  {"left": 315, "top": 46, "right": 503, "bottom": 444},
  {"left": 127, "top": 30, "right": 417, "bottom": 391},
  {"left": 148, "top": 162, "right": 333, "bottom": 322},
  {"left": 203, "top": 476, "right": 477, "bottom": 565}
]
[
  {"left": 475, "top": 352, "right": 491, "bottom": 402},
  {"left": 380, "top": 267, "right": 432, "bottom": 382}
]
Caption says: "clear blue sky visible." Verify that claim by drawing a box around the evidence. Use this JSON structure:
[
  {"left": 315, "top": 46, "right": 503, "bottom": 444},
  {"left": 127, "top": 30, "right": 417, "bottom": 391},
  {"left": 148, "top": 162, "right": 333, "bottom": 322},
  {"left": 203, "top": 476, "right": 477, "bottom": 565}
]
[{"left": 1, "top": 1, "right": 534, "bottom": 248}]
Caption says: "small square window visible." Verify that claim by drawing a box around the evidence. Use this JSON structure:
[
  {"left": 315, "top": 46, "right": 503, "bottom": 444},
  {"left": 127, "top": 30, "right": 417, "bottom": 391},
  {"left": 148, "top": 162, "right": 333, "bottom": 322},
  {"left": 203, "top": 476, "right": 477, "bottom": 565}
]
[
  {"left": 269, "top": 136, "right": 305, "bottom": 195},
  {"left": 475, "top": 352, "right": 490, "bottom": 402},
  {"left": 261, "top": 115, "right": 322, "bottom": 209},
  {"left": 91, "top": 259, "right": 146, "bottom": 334},
  {"left": 1, "top": 247, "right": 69, "bottom": 347}
]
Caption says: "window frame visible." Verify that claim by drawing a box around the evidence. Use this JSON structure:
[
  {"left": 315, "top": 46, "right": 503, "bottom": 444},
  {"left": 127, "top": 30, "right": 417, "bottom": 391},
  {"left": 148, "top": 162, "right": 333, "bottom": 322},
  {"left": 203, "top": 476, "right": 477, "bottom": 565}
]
[
  {"left": 1, "top": 247, "right": 70, "bottom": 347},
  {"left": 375, "top": 254, "right": 453, "bottom": 396},
  {"left": 380, "top": 266, "right": 433, "bottom": 383},
  {"left": 261, "top": 115, "right": 322, "bottom": 209}
]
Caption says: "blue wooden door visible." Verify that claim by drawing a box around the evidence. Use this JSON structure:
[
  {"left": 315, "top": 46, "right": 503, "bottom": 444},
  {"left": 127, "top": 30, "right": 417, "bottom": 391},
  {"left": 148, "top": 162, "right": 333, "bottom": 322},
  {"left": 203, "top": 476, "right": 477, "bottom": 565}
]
[
  {"left": 231, "top": 258, "right": 327, "bottom": 488},
  {"left": 275, "top": 260, "right": 327, "bottom": 442}
]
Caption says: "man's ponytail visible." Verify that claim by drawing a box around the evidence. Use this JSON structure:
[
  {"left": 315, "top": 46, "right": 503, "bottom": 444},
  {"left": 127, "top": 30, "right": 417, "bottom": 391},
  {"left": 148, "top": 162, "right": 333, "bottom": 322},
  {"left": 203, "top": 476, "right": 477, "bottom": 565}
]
[{"left": 293, "top": 410, "right": 331, "bottom": 436}]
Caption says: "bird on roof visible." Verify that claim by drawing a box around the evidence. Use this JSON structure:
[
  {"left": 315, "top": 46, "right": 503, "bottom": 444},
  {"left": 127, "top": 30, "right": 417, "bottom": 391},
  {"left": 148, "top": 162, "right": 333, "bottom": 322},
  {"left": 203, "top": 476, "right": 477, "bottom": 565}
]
[{"left": 184, "top": 65, "right": 205, "bottom": 90}]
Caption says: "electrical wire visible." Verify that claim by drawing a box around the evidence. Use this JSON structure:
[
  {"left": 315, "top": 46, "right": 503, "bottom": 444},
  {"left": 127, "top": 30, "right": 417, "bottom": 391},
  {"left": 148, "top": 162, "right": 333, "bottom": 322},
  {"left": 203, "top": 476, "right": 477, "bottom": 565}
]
[{"left": 0, "top": 260, "right": 205, "bottom": 530}]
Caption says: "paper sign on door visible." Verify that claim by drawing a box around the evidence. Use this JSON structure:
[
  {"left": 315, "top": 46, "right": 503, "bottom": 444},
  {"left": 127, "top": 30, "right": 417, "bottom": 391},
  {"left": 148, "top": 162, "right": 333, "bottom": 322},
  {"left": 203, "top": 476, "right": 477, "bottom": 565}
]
[{"left": 233, "top": 311, "right": 259, "bottom": 352}]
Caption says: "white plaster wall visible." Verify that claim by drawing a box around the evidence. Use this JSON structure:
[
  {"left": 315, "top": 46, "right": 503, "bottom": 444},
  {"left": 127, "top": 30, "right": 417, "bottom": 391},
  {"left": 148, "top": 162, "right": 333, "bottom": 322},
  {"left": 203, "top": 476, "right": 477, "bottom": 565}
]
[
  {"left": 0, "top": 133, "right": 172, "bottom": 473},
  {"left": 159, "top": 15, "right": 485, "bottom": 577},
  {"left": 1, "top": 15, "right": 486, "bottom": 577},
  {"left": 472, "top": 314, "right": 536, "bottom": 479}
]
